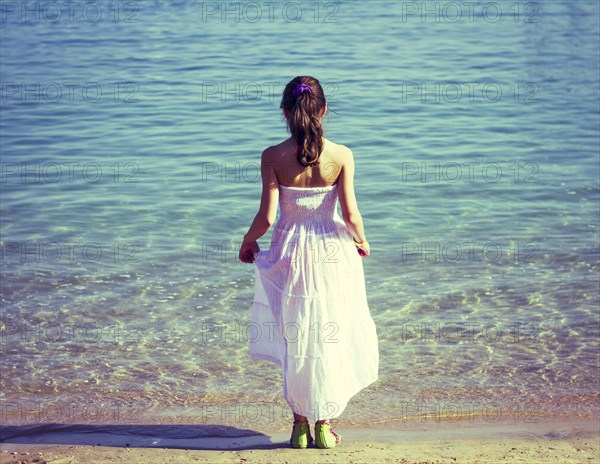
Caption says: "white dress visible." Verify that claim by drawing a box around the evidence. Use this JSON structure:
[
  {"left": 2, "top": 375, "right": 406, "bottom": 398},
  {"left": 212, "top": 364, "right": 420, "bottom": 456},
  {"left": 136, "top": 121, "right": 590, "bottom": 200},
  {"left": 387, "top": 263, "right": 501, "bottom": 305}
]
[{"left": 250, "top": 183, "right": 379, "bottom": 421}]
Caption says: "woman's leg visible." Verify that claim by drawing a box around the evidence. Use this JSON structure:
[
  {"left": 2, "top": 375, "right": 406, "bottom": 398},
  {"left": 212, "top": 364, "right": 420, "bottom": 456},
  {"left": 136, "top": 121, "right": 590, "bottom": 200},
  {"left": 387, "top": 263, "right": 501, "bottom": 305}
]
[{"left": 293, "top": 412, "right": 308, "bottom": 423}]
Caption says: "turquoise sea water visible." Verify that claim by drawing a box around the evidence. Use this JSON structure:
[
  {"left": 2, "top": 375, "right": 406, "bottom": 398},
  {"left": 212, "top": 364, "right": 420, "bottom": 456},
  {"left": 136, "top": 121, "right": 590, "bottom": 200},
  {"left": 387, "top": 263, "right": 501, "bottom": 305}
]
[{"left": 1, "top": 1, "right": 598, "bottom": 434}]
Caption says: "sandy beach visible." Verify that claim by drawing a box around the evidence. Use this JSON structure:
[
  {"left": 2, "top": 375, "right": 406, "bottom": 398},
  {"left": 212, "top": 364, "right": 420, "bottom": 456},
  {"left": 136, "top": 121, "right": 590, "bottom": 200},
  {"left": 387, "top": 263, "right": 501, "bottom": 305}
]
[
  {"left": 1, "top": 439, "right": 598, "bottom": 464},
  {"left": 1, "top": 419, "right": 598, "bottom": 463}
]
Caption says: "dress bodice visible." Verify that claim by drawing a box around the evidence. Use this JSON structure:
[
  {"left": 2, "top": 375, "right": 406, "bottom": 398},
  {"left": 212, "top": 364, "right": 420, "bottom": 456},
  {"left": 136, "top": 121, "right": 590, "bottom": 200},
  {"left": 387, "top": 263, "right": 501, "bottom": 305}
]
[{"left": 278, "top": 184, "right": 339, "bottom": 224}]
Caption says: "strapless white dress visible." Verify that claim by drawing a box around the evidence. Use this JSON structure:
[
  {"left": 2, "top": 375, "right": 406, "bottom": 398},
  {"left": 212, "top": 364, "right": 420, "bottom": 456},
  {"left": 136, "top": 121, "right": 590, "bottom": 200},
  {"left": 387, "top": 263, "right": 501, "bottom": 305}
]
[{"left": 250, "top": 183, "right": 379, "bottom": 421}]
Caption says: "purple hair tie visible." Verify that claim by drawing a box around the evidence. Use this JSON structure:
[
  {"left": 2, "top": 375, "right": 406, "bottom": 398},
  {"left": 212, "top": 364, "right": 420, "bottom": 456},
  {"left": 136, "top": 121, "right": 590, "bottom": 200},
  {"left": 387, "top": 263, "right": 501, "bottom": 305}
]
[{"left": 293, "top": 83, "right": 313, "bottom": 98}]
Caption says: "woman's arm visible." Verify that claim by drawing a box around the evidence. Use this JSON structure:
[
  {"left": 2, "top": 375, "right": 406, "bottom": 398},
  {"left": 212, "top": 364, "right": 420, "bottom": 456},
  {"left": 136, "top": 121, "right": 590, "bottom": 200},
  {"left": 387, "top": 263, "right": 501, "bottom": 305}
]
[
  {"left": 337, "top": 147, "right": 370, "bottom": 257},
  {"left": 239, "top": 148, "right": 279, "bottom": 263}
]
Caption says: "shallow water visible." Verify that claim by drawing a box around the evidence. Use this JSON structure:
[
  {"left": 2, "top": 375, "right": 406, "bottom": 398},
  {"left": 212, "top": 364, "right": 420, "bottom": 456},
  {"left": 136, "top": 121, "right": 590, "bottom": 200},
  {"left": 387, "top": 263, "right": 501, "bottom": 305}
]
[{"left": 1, "top": 1, "right": 598, "bottom": 433}]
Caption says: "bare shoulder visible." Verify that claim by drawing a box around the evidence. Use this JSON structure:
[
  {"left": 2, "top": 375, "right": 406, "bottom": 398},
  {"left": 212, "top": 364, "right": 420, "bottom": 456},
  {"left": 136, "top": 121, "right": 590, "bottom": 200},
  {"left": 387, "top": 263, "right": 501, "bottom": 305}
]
[
  {"left": 260, "top": 144, "right": 279, "bottom": 163},
  {"left": 261, "top": 144, "right": 276, "bottom": 157},
  {"left": 325, "top": 139, "right": 353, "bottom": 167},
  {"left": 326, "top": 139, "right": 352, "bottom": 154},
  {"left": 261, "top": 139, "right": 292, "bottom": 161}
]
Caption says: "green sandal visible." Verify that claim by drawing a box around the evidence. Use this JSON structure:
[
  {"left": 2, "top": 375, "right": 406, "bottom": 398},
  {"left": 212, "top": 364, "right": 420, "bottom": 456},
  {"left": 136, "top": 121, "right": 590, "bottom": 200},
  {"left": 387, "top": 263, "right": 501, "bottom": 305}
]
[
  {"left": 290, "top": 421, "right": 313, "bottom": 449},
  {"left": 315, "top": 420, "right": 342, "bottom": 449}
]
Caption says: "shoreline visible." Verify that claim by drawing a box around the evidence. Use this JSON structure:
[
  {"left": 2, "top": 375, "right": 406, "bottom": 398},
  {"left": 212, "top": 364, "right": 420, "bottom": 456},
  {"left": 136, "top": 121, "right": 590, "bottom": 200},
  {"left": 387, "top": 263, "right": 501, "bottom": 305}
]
[{"left": 1, "top": 418, "right": 598, "bottom": 464}]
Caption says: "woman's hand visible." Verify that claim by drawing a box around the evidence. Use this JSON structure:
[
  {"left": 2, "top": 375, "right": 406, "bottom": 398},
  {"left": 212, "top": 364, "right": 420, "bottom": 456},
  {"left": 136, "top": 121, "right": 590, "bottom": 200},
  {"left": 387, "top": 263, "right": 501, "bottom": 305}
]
[
  {"left": 239, "top": 239, "right": 260, "bottom": 263},
  {"left": 356, "top": 241, "right": 370, "bottom": 257}
]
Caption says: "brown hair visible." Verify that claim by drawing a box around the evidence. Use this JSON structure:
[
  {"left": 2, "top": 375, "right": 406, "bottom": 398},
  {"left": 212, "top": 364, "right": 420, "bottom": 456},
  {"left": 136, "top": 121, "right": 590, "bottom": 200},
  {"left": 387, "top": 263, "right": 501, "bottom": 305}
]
[{"left": 280, "top": 76, "right": 326, "bottom": 166}]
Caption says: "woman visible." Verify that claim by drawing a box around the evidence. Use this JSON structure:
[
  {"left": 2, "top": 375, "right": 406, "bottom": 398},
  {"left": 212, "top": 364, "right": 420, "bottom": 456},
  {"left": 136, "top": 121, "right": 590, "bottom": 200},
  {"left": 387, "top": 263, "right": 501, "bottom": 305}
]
[{"left": 239, "top": 76, "right": 378, "bottom": 449}]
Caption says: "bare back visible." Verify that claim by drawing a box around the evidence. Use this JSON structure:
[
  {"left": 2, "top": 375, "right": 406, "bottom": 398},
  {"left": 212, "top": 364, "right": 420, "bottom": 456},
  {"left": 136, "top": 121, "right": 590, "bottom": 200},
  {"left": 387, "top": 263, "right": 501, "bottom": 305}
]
[
  {"left": 258, "top": 137, "right": 361, "bottom": 228},
  {"left": 269, "top": 137, "right": 346, "bottom": 188}
]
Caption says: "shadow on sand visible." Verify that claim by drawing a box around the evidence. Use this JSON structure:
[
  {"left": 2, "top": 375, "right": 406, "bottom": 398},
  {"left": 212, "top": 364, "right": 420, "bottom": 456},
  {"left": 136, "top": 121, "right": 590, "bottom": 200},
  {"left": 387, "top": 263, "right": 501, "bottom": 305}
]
[{"left": 0, "top": 423, "right": 289, "bottom": 450}]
